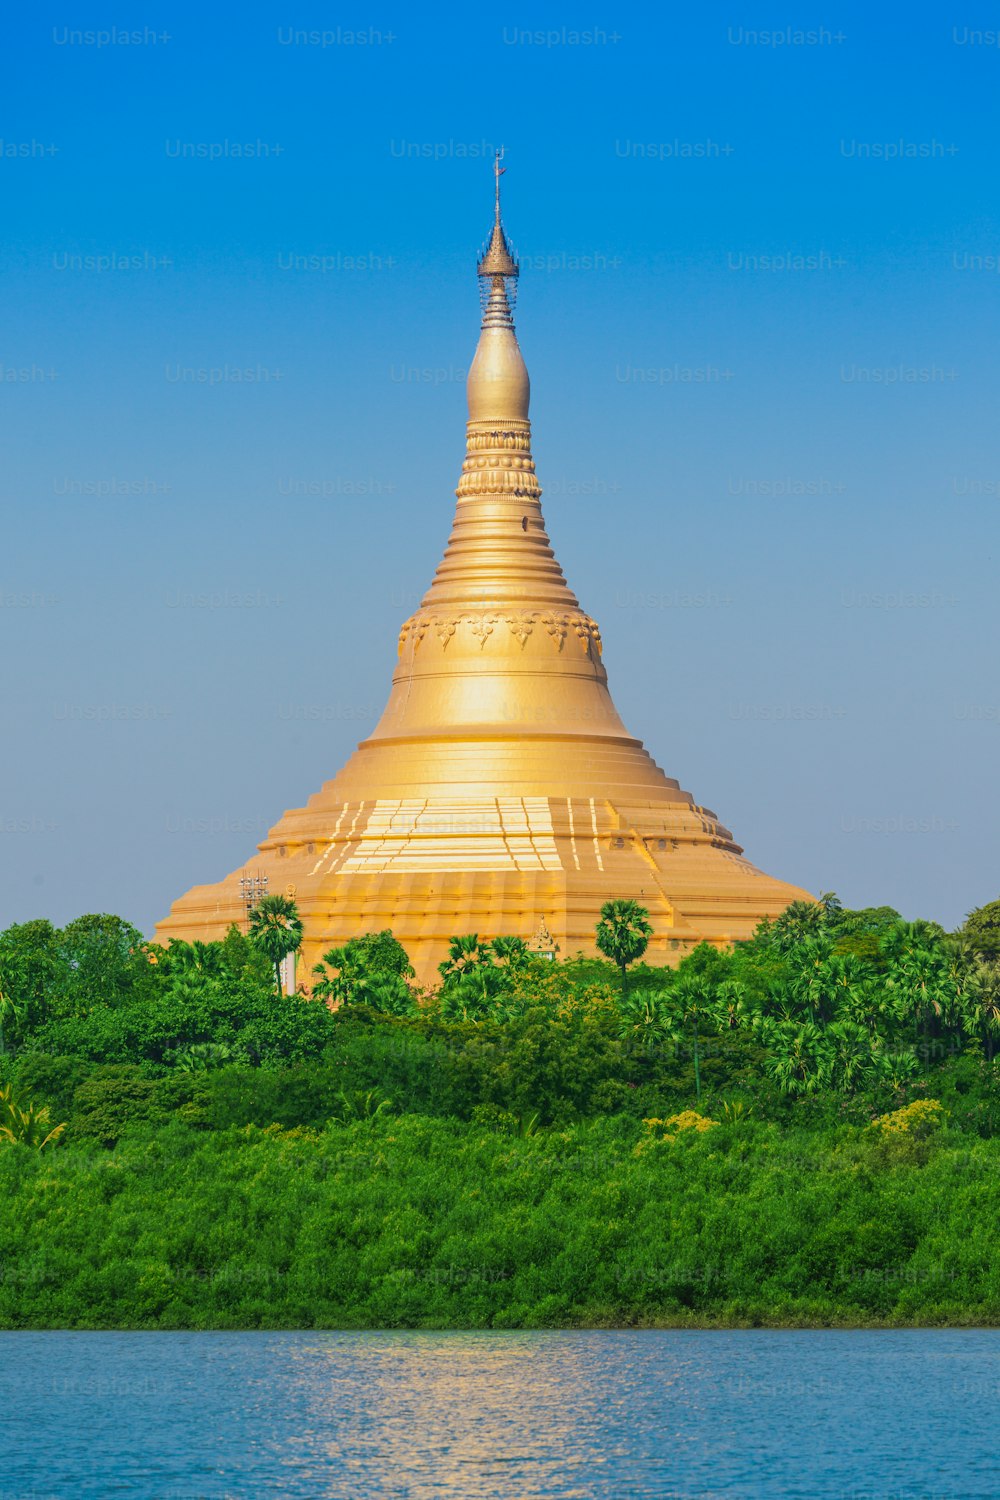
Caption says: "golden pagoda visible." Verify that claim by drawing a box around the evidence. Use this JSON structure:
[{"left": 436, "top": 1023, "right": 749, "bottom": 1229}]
[{"left": 157, "top": 155, "right": 811, "bottom": 983}]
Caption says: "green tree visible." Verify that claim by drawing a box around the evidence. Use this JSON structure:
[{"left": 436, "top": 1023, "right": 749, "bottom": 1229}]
[
  {"left": 433, "top": 935, "right": 539, "bottom": 1023},
  {"left": 830, "top": 904, "right": 904, "bottom": 941},
  {"left": 351, "top": 930, "right": 414, "bottom": 980},
  {"left": 595, "top": 901, "right": 653, "bottom": 999},
  {"left": 961, "top": 899, "right": 1000, "bottom": 960},
  {"left": 55, "top": 913, "right": 152, "bottom": 1015},
  {"left": 962, "top": 956, "right": 1000, "bottom": 1043},
  {"left": 0, "top": 919, "right": 60, "bottom": 1042},
  {"left": 437, "top": 937, "right": 499, "bottom": 1020},
  {"left": 755, "top": 1018, "right": 835, "bottom": 1095},
  {"left": 248, "top": 895, "right": 303, "bottom": 993}
]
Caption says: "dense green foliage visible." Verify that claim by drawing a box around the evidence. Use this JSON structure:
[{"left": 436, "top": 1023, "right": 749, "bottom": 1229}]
[
  {"left": 2, "top": 893, "right": 1000, "bottom": 1328},
  {"left": 3, "top": 1114, "right": 1000, "bottom": 1328},
  {"left": 962, "top": 898, "right": 1000, "bottom": 959},
  {"left": 313, "top": 930, "right": 415, "bottom": 1014},
  {"left": 0, "top": 921, "right": 338, "bottom": 1066}
]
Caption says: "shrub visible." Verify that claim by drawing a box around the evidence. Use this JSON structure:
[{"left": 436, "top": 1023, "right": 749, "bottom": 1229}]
[
  {"left": 871, "top": 1099, "right": 946, "bottom": 1139},
  {"left": 637, "top": 1111, "right": 720, "bottom": 1150}
]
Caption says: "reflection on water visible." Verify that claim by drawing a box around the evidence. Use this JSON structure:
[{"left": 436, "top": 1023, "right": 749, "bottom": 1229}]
[{"left": 5, "top": 1329, "right": 1000, "bottom": 1498}]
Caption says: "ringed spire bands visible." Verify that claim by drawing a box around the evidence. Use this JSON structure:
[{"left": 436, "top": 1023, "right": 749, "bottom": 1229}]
[{"left": 157, "top": 158, "right": 811, "bottom": 982}]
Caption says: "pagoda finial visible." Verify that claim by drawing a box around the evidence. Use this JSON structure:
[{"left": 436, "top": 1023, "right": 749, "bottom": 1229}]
[{"left": 477, "top": 149, "right": 518, "bottom": 287}]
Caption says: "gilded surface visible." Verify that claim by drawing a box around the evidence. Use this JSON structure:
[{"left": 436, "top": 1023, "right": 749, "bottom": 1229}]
[{"left": 157, "top": 165, "right": 810, "bottom": 982}]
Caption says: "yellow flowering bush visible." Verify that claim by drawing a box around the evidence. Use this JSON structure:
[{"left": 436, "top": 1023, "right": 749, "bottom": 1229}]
[
  {"left": 871, "top": 1099, "right": 945, "bottom": 1139},
  {"left": 636, "top": 1111, "right": 719, "bottom": 1153}
]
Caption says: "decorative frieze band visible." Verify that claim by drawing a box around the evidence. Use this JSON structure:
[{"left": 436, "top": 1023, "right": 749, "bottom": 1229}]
[
  {"left": 398, "top": 609, "right": 603, "bottom": 658},
  {"left": 456, "top": 447, "right": 542, "bottom": 500},
  {"left": 464, "top": 428, "right": 533, "bottom": 452},
  {"left": 456, "top": 418, "right": 543, "bottom": 499},
  {"left": 456, "top": 471, "right": 542, "bottom": 499}
]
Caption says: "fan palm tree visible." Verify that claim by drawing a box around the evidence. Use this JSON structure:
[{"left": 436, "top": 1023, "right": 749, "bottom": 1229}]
[
  {"left": 492, "top": 935, "right": 530, "bottom": 970},
  {"left": 756, "top": 1018, "right": 835, "bottom": 1096},
  {"left": 673, "top": 973, "right": 715, "bottom": 1102},
  {"left": 311, "top": 945, "right": 416, "bottom": 1014},
  {"left": 438, "top": 934, "right": 493, "bottom": 984},
  {"left": 167, "top": 1041, "right": 237, "bottom": 1072},
  {"left": 768, "top": 896, "right": 836, "bottom": 953},
  {"left": 709, "top": 977, "right": 748, "bottom": 1031},
  {"left": 885, "top": 943, "right": 954, "bottom": 1049},
  {"left": 248, "top": 894, "right": 303, "bottom": 993},
  {"left": 952, "top": 956, "right": 1000, "bottom": 1046},
  {"left": 359, "top": 975, "right": 417, "bottom": 1017},
  {"left": 595, "top": 900, "right": 653, "bottom": 999},
  {"left": 618, "top": 989, "right": 678, "bottom": 1053},
  {"left": 825, "top": 1019, "right": 876, "bottom": 1090},
  {"left": 869, "top": 1043, "right": 920, "bottom": 1100},
  {"left": 312, "top": 943, "right": 357, "bottom": 1006},
  {"left": 329, "top": 1088, "right": 393, "bottom": 1123}
]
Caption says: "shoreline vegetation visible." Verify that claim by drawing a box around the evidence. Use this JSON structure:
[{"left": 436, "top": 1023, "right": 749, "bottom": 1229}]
[{"left": 2, "top": 894, "right": 1000, "bottom": 1330}]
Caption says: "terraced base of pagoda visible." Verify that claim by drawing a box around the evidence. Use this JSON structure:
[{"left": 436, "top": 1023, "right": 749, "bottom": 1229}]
[{"left": 156, "top": 783, "right": 810, "bottom": 985}]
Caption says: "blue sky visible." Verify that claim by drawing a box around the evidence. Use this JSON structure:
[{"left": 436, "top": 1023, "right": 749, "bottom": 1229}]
[{"left": 3, "top": 4, "right": 998, "bottom": 934}]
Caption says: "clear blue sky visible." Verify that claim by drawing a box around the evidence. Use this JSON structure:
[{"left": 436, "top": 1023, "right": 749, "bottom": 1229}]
[{"left": 3, "top": 4, "right": 997, "bottom": 934}]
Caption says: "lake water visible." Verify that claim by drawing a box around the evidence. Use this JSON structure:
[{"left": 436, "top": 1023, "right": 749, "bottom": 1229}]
[{"left": 3, "top": 1329, "right": 998, "bottom": 1498}]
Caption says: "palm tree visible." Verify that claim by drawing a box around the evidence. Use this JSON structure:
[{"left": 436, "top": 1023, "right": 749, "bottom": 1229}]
[
  {"left": 869, "top": 1043, "right": 919, "bottom": 1101},
  {"left": 674, "top": 973, "right": 714, "bottom": 1102},
  {"left": 768, "top": 897, "right": 833, "bottom": 953},
  {"left": 757, "top": 1019, "right": 835, "bottom": 1096},
  {"left": 816, "top": 952, "right": 870, "bottom": 1026},
  {"left": 361, "top": 975, "right": 416, "bottom": 1017},
  {"left": 167, "top": 1041, "right": 237, "bottom": 1071},
  {"left": 438, "top": 934, "right": 493, "bottom": 984},
  {"left": 618, "top": 989, "right": 678, "bottom": 1053},
  {"left": 710, "top": 977, "right": 747, "bottom": 1031},
  {"left": 825, "top": 1019, "right": 876, "bottom": 1090},
  {"left": 492, "top": 935, "right": 530, "bottom": 970},
  {"left": 329, "top": 1088, "right": 393, "bottom": 1123},
  {"left": 312, "top": 943, "right": 356, "bottom": 1006},
  {"left": 595, "top": 900, "right": 653, "bottom": 999},
  {"left": 885, "top": 942, "right": 955, "bottom": 1051},
  {"left": 0, "top": 1083, "right": 65, "bottom": 1149},
  {"left": 950, "top": 955, "right": 1000, "bottom": 1051},
  {"left": 248, "top": 894, "right": 303, "bottom": 993},
  {"left": 439, "top": 975, "right": 498, "bottom": 1022}
]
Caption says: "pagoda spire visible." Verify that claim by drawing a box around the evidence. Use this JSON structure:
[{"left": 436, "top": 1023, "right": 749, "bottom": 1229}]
[{"left": 421, "top": 153, "right": 576, "bottom": 608}]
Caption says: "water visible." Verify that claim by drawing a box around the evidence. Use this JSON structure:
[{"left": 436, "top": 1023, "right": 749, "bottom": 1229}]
[{"left": 3, "top": 1329, "right": 998, "bottom": 1498}]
